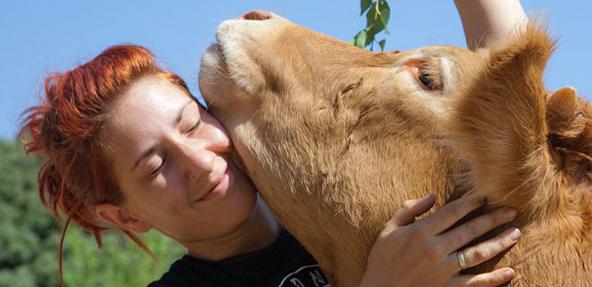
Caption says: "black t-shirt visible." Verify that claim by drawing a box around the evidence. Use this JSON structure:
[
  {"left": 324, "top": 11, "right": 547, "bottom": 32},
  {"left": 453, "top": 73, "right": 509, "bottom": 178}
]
[{"left": 147, "top": 229, "right": 330, "bottom": 287}]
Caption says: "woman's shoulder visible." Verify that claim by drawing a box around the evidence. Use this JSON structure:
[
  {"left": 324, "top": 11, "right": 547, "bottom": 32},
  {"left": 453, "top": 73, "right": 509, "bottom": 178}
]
[
  {"left": 146, "top": 229, "right": 328, "bottom": 287},
  {"left": 146, "top": 255, "right": 195, "bottom": 287}
]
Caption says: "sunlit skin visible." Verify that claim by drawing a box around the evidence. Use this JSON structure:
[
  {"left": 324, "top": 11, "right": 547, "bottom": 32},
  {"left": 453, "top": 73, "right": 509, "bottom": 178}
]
[{"left": 95, "top": 75, "right": 279, "bottom": 261}]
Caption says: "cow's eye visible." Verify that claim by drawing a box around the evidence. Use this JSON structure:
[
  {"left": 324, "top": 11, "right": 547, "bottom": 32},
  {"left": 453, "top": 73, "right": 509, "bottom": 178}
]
[
  {"left": 401, "top": 58, "right": 445, "bottom": 92},
  {"left": 416, "top": 65, "right": 443, "bottom": 91},
  {"left": 419, "top": 70, "right": 435, "bottom": 88}
]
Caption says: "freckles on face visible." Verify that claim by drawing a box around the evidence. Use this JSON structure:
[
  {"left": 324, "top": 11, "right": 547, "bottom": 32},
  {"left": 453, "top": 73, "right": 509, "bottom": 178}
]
[
  {"left": 100, "top": 76, "right": 198, "bottom": 203},
  {"left": 99, "top": 74, "right": 258, "bottom": 241}
]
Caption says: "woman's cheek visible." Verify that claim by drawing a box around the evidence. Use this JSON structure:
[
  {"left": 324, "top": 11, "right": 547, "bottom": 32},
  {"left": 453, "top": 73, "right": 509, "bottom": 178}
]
[{"left": 160, "top": 167, "right": 185, "bottom": 196}]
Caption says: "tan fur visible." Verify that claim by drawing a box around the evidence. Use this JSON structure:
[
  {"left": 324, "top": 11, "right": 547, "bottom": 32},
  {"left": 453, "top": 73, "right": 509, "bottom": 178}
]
[{"left": 199, "top": 15, "right": 592, "bottom": 286}]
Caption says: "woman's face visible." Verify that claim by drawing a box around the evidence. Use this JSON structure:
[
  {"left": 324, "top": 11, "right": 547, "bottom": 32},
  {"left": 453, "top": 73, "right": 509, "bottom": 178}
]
[{"left": 99, "top": 74, "right": 258, "bottom": 244}]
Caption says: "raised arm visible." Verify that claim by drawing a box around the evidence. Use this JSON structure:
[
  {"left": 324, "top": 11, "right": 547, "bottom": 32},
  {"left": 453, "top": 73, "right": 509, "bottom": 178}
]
[{"left": 455, "top": 0, "right": 528, "bottom": 50}]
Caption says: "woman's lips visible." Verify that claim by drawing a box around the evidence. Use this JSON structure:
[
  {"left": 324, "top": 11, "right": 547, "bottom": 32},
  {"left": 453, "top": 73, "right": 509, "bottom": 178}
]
[{"left": 198, "top": 166, "right": 230, "bottom": 202}]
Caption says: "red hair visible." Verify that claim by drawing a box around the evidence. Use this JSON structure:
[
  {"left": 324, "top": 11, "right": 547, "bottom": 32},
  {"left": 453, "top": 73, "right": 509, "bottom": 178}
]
[{"left": 20, "top": 45, "right": 191, "bottom": 282}]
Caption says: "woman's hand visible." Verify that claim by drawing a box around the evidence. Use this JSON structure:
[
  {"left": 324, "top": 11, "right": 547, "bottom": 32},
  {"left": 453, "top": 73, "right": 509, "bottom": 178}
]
[{"left": 359, "top": 194, "right": 520, "bottom": 287}]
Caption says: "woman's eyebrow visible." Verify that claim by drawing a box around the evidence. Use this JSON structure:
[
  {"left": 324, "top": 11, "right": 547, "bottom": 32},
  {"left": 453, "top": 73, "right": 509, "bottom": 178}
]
[{"left": 130, "top": 100, "right": 194, "bottom": 173}]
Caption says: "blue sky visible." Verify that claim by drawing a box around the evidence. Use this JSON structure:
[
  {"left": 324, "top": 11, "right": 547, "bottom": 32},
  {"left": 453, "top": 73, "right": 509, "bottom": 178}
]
[{"left": 1, "top": 0, "right": 590, "bottom": 140}]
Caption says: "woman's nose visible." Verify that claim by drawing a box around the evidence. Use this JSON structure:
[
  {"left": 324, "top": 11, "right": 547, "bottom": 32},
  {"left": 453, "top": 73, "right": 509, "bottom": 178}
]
[{"left": 175, "top": 140, "right": 216, "bottom": 181}]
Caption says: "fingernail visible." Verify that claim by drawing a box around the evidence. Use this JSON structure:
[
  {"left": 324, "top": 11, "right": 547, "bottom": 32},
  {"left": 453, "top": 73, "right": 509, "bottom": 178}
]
[
  {"left": 503, "top": 268, "right": 515, "bottom": 280},
  {"left": 505, "top": 208, "right": 517, "bottom": 220},
  {"left": 509, "top": 228, "right": 521, "bottom": 241}
]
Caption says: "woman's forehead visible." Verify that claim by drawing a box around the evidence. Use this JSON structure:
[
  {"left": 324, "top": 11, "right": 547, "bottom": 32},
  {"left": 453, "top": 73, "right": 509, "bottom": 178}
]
[
  {"left": 110, "top": 76, "right": 190, "bottom": 122},
  {"left": 100, "top": 76, "right": 197, "bottom": 161}
]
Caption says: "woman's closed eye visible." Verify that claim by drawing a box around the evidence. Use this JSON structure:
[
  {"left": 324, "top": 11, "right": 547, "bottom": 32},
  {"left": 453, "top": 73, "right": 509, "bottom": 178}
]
[
  {"left": 185, "top": 120, "right": 201, "bottom": 134},
  {"left": 149, "top": 154, "right": 168, "bottom": 178},
  {"left": 180, "top": 101, "right": 202, "bottom": 135}
]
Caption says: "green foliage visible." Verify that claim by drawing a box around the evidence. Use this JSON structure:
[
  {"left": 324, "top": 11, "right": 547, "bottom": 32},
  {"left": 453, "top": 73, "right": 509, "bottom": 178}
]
[
  {"left": 0, "top": 140, "right": 56, "bottom": 287},
  {"left": 352, "top": 0, "right": 391, "bottom": 51},
  {"left": 62, "top": 229, "right": 183, "bottom": 287},
  {"left": 0, "top": 140, "right": 183, "bottom": 286}
]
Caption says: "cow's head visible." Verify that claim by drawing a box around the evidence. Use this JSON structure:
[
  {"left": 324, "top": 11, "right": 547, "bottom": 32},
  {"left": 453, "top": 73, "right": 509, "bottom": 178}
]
[
  {"left": 199, "top": 10, "right": 592, "bottom": 286},
  {"left": 200, "top": 11, "right": 486, "bottom": 139}
]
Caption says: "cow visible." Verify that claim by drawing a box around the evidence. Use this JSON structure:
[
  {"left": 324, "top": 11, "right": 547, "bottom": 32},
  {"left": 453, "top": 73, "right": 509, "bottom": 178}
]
[{"left": 198, "top": 11, "right": 592, "bottom": 287}]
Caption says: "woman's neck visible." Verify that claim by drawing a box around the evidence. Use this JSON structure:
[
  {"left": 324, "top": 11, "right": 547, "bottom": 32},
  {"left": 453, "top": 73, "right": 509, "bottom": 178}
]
[{"left": 184, "top": 196, "right": 280, "bottom": 261}]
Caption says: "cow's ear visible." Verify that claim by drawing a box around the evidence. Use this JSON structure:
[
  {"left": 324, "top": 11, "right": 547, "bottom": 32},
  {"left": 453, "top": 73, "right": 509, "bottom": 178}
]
[
  {"left": 546, "top": 86, "right": 585, "bottom": 139},
  {"left": 546, "top": 86, "right": 592, "bottom": 183},
  {"left": 451, "top": 25, "right": 558, "bottom": 211}
]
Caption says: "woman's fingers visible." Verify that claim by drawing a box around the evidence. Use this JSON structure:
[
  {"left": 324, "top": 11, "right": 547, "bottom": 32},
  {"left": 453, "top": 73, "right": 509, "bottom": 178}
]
[
  {"left": 421, "top": 194, "right": 484, "bottom": 235},
  {"left": 442, "top": 227, "right": 521, "bottom": 276},
  {"left": 389, "top": 193, "right": 436, "bottom": 227},
  {"left": 445, "top": 268, "right": 514, "bottom": 287},
  {"left": 364, "top": 192, "right": 519, "bottom": 287},
  {"left": 453, "top": 227, "right": 521, "bottom": 270},
  {"left": 440, "top": 207, "right": 517, "bottom": 252}
]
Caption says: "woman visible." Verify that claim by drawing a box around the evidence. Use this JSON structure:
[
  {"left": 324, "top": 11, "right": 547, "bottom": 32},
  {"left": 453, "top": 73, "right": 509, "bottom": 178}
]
[{"left": 21, "top": 1, "right": 528, "bottom": 286}]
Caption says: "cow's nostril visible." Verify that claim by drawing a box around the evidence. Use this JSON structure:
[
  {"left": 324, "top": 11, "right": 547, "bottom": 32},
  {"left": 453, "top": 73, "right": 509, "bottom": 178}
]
[{"left": 240, "top": 10, "right": 272, "bottom": 21}]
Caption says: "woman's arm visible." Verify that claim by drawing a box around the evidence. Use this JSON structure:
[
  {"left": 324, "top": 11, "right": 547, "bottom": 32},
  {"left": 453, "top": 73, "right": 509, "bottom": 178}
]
[
  {"left": 455, "top": 0, "right": 528, "bottom": 50},
  {"left": 359, "top": 194, "right": 519, "bottom": 287}
]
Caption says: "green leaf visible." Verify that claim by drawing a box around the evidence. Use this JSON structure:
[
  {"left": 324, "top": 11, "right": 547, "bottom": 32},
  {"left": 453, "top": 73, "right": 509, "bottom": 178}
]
[
  {"left": 352, "top": 31, "right": 367, "bottom": 48},
  {"left": 378, "top": 0, "right": 390, "bottom": 32},
  {"left": 366, "top": 4, "right": 377, "bottom": 25},
  {"left": 360, "top": 0, "right": 372, "bottom": 16},
  {"left": 351, "top": 33, "right": 359, "bottom": 47},
  {"left": 363, "top": 25, "right": 377, "bottom": 46},
  {"left": 366, "top": 5, "right": 385, "bottom": 34},
  {"left": 353, "top": 0, "right": 393, "bottom": 50},
  {"left": 378, "top": 39, "right": 386, "bottom": 51}
]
